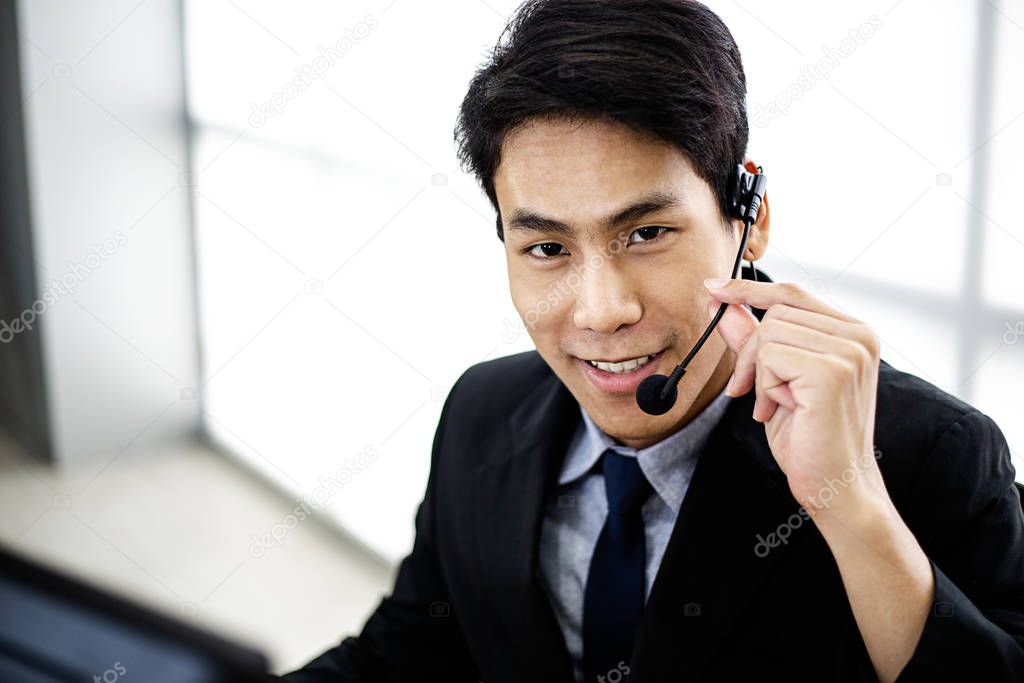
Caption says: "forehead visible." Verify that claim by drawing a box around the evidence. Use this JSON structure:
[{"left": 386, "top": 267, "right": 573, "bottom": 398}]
[{"left": 493, "top": 117, "right": 707, "bottom": 227}]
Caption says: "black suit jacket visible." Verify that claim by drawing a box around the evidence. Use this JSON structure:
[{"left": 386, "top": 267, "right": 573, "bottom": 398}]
[{"left": 283, "top": 272, "right": 1024, "bottom": 682}]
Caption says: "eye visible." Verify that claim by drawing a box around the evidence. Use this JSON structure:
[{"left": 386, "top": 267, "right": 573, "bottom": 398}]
[
  {"left": 526, "top": 242, "right": 569, "bottom": 259},
  {"left": 627, "top": 226, "right": 670, "bottom": 245}
]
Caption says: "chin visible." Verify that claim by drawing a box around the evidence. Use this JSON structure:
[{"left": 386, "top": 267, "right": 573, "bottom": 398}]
[
  {"left": 597, "top": 396, "right": 680, "bottom": 426},
  {"left": 584, "top": 374, "right": 710, "bottom": 442},
  {"left": 574, "top": 384, "right": 670, "bottom": 436}
]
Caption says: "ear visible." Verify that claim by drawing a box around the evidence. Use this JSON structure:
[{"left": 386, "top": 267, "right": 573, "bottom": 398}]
[{"left": 731, "top": 158, "right": 770, "bottom": 262}]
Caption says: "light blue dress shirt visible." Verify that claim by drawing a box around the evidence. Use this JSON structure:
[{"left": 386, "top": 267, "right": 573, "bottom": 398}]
[{"left": 537, "top": 383, "right": 733, "bottom": 682}]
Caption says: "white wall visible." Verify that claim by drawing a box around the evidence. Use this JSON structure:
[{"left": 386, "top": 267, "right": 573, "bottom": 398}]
[
  {"left": 184, "top": 0, "right": 1024, "bottom": 565},
  {"left": 17, "top": 0, "right": 200, "bottom": 462}
]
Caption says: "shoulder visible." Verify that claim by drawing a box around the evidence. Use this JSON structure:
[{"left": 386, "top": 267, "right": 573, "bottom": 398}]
[
  {"left": 444, "top": 350, "right": 554, "bottom": 418},
  {"left": 873, "top": 358, "right": 977, "bottom": 457},
  {"left": 873, "top": 359, "right": 1016, "bottom": 539},
  {"left": 452, "top": 349, "right": 553, "bottom": 401},
  {"left": 432, "top": 349, "right": 558, "bottom": 445},
  {"left": 873, "top": 358, "right": 1008, "bottom": 472}
]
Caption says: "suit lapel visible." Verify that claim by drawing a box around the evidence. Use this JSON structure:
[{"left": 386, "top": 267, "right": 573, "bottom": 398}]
[
  {"left": 474, "top": 370, "right": 578, "bottom": 680},
  {"left": 472, "top": 372, "right": 800, "bottom": 681},
  {"left": 472, "top": 262, "right": 784, "bottom": 681},
  {"left": 631, "top": 381, "right": 804, "bottom": 681}
]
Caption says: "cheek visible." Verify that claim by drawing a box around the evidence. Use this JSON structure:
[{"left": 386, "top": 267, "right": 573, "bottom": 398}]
[
  {"left": 515, "top": 284, "right": 565, "bottom": 334},
  {"left": 508, "top": 268, "right": 575, "bottom": 340},
  {"left": 508, "top": 269, "right": 548, "bottom": 327},
  {"left": 507, "top": 264, "right": 538, "bottom": 318},
  {"left": 642, "top": 266, "right": 713, "bottom": 329},
  {"left": 505, "top": 256, "right": 531, "bottom": 310}
]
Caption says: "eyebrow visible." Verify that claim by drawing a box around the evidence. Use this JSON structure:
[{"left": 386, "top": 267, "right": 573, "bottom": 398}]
[{"left": 506, "top": 191, "right": 684, "bottom": 236}]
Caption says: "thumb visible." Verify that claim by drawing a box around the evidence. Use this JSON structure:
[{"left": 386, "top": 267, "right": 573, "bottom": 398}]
[{"left": 706, "top": 300, "right": 759, "bottom": 352}]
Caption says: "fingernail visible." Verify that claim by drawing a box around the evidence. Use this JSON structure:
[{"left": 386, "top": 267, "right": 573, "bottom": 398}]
[
  {"left": 704, "top": 278, "right": 728, "bottom": 289},
  {"left": 724, "top": 374, "right": 736, "bottom": 395}
]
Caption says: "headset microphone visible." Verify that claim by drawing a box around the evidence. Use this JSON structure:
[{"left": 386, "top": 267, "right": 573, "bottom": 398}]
[{"left": 635, "top": 164, "right": 768, "bottom": 416}]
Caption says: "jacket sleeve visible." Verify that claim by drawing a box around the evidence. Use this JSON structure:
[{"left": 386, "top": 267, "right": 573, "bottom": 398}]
[
  {"left": 895, "top": 410, "right": 1024, "bottom": 682},
  {"left": 279, "top": 375, "right": 480, "bottom": 682}
]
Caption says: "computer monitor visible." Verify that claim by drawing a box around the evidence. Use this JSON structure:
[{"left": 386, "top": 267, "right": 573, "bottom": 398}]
[{"left": 0, "top": 544, "right": 270, "bottom": 682}]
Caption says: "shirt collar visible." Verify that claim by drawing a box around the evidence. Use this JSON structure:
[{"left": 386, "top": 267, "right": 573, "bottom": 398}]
[{"left": 558, "top": 380, "right": 734, "bottom": 514}]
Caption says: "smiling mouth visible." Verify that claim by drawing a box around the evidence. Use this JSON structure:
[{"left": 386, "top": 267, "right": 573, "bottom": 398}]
[{"left": 581, "top": 353, "right": 658, "bottom": 375}]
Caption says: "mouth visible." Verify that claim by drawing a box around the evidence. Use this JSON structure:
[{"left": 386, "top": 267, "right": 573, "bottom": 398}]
[
  {"left": 575, "top": 349, "right": 667, "bottom": 395},
  {"left": 583, "top": 353, "right": 657, "bottom": 374}
]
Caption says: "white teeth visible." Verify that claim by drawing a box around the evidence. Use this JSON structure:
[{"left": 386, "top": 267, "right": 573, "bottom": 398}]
[{"left": 587, "top": 354, "right": 654, "bottom": 374}]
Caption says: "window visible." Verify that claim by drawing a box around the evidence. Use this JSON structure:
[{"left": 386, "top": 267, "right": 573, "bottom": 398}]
[{"left": 184, "top": 0, "right": 1023, "bottom": 562}]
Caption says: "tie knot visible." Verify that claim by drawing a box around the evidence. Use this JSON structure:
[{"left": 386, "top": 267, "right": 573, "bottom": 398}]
[{"left": 600, "top": 450, "right": 652, "bottom": 516}]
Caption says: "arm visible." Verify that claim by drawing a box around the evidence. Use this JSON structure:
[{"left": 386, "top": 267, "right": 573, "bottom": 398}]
[
  {"left": 891, "top": 410, "right": 1024, "bottom": 682},
  {"left": 280, "top": 377, "right": 479, "bottom": 682},
  {"left": 816, "top": 410, "right": 1024, "bottom": 682},
  {"left": 810, "top": 484, "right": 934, "bottom": 682},
  {"left": 705, "top": 278, "right": 1024, "bottom": 681}
]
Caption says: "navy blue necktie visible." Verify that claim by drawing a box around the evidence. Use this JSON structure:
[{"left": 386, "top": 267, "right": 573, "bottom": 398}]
[{"left": 582, "top": 449, "right": 654, "bottom": 682}]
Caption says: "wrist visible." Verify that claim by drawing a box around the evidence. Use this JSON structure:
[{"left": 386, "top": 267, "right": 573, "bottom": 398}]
[{"left": 808, "top": 486, "right": 898, "bottom": 547}]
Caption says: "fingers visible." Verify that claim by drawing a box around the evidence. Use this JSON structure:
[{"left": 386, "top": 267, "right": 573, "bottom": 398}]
[
  {"left": 728, "top": 316, "right": 858, "bottom": 396},
  {"left": 708, "top": 295, "right": 863, "bottom": 360},
  {"left": 705, "top": 279, "right": 860, "bottom": 323},
  {"left": 707, "top": 299, "right": 759, "bottom": 354},
  {"left": 703, "top": 280, "right": 880, "bottom": 427},
  {"left": 754, "top": 347, "right": 786, "bottom": 422},
  {"left": 753, "top": 342, "right": 826, "bottom": 422}
]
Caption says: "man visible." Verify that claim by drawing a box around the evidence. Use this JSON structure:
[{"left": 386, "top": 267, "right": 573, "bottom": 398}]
[{"left": 283, "top": 0, "right": 1024, "bottom": 681}]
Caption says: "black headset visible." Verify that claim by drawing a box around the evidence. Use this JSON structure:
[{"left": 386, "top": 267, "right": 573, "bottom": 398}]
[{"left": 635, "top": 164, "right": 768, "bottom": 415}]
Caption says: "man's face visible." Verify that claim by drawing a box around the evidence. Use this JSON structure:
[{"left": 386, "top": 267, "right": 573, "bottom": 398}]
[{"left": 494, "top": 117, "right": 744, "bottom": 448}]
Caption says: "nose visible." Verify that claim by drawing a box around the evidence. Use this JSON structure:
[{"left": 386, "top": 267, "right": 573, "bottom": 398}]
[{"left": 571, "top": 258, "right": 642, "bottom": 334}]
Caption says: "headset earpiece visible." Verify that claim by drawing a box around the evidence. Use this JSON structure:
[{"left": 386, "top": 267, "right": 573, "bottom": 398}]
[
  {"left": 727, "top": 163, "right": 768, "bottom": 223},
  {"left": 634, "top": 163, "right": 768, "bottom": 415}
]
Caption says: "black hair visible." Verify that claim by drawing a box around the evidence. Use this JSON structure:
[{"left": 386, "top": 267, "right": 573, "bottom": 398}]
[{"left": 454, "top": 0, "right": 748, "bottom": 241}]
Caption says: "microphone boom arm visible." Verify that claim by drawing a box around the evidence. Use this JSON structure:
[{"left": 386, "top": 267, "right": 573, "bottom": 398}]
[{"left": 635, "top": 166, "right": 766, "bottom": 416}]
